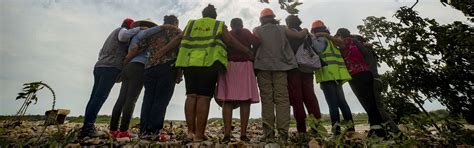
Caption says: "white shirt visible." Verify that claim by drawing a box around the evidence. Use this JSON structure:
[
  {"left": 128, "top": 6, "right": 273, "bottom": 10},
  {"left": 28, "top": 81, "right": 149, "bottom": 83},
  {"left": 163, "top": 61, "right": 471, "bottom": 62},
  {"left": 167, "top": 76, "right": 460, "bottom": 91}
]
[{"left": 118, "top": 27, "right": 140, "bottom": 42}]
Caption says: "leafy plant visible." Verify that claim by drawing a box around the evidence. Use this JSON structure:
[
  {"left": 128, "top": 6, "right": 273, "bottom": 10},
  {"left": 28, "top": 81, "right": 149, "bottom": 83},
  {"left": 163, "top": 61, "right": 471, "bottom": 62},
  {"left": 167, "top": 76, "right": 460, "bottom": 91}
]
[
  {"left": 10, "top": 81, "right": 56, "bottom": 126},
  {"left": 358, "top": 6, "right": 473, "bottom": 124},
  {"left": 258, "top": 0, "right": 303, "bottom": 14},
  {"left": 305, "top": 114, "right": 328, "bottom": 138}
]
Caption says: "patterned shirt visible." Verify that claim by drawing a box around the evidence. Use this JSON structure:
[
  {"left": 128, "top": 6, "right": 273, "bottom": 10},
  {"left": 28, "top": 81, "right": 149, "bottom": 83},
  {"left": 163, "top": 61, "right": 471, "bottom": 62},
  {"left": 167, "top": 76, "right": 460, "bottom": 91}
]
[{"left": 139, "top": 25, "right": 182, "bottom": 69}]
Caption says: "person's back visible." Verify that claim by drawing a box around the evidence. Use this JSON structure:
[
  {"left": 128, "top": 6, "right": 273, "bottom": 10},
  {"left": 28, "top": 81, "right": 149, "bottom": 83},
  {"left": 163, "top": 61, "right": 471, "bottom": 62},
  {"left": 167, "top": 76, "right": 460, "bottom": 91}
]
[
  {"left": 215, "top": 18, "right": 260, "bottom": 143},
  {"left": 284, "top": 15, "right": 322, "bottom": 135},
  {"left": 80, "top": 18, "right": 137, "bottom": 138},
  {"left": 176, "top": 17, "right": 227, "bottom": 69},
  {"left": 253, "top": 8, "right": 308, "bottom": 143},
  {"left": 228, "top": 28, "right": 259, "bottom": 61},
  {"left": 340, "top": 37, "right": 370, "bottom": 75},
  {"left": 254, "top": 23, "right": 297, "bottom": 71},
  {"left": 95, "top": 27, "right": 129, "bottom": 69},
  {"left": 174, "top": 4, "right": 252, "bottom": 142},
  {"left": 310, "top": 20, "right": 354, "bottom": 137}
]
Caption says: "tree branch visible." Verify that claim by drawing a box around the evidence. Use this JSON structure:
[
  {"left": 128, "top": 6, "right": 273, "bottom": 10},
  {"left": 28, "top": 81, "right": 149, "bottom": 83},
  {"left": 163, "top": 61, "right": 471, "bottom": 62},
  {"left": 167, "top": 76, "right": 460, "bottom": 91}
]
[{"left": 410, "top": 0, "right": 419, "bottom": 9}]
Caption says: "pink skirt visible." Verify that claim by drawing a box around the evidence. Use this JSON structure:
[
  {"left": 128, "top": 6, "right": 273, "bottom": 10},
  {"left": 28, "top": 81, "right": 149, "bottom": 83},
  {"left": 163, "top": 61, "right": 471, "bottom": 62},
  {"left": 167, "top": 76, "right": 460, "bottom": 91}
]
[{"left": 215, "top": 61, "right": 260, "bottom": 103}]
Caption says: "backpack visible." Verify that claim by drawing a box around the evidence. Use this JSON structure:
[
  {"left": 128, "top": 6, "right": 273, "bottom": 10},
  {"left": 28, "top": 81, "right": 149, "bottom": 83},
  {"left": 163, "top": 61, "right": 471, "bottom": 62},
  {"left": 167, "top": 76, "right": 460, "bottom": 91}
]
[{"left": 295, "top": 36, "right": 322, "bottom": 73}]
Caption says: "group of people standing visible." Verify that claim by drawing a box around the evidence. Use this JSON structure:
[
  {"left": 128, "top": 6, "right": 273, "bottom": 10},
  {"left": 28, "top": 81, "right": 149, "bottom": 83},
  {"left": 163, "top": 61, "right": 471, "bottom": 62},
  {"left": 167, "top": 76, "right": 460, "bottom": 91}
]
[{"left": 79, "top": 4, "right": 399, "bottom": 143}]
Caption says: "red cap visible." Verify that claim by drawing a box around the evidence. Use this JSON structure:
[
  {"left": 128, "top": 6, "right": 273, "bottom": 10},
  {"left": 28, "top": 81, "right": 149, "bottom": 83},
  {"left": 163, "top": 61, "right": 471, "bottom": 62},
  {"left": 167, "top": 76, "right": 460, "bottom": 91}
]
[
  {"left": 311, "top": 20, "right": 325, "bottom": 29},
  {"left": 122, "top": 18, "right": 134, "bottom": 28},
  {"left": 260, "top": 8, "right": 275, "bottom": 17}
]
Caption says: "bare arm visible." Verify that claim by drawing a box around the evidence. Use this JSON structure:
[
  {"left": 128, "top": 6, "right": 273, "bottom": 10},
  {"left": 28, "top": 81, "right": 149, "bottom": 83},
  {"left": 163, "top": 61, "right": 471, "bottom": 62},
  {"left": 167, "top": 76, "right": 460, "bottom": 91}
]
[
  {"left": 122, "top": 44, "right": 139, "bottom": 65},
  {"left": 247, "top": 29, "right": 261, "bottom": 49},
  {"left": 222, "top": 27, "right": 252, "bottom": 57},
  {"left": 118, "top": 27, "right": 140, "bottom": 42}
]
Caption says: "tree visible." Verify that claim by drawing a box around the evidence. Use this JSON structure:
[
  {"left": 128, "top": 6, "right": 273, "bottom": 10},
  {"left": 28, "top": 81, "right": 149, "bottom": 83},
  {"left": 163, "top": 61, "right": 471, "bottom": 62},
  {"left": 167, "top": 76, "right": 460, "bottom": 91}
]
[
  {"left": 357, "top": 7, "right": 473, "bottom": 123},
  {"left": 440, "top": 0, "right": 473, "bottom": 22},
  {"left": 258, "top": 0, "right": 302, "bottom": 14}
]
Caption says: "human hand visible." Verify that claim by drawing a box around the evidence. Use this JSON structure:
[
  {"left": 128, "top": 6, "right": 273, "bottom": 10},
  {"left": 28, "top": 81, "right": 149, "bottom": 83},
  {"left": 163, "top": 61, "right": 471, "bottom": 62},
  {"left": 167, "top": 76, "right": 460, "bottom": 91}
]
[
  {"left": 175, "top": 70, "right": 184, "bottom": 84},
  {"left": 246, "top": 49, "right": 254, "bottom": 60},
  {"left": 161, "top": 24, "right": 178, "bottom": 30},
  {"left": 302, "top": 28, "right": 309, "bottom": 34}
]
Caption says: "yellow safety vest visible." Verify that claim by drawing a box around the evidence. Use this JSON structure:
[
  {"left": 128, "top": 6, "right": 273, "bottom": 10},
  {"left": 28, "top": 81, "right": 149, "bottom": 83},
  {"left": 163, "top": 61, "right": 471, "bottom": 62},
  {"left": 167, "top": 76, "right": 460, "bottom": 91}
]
[
  {"left": 315, "top": 40, "right": 352, "bottom": 83},
  {"left": 175, "top": 18, "right": 228, "bottom": 68}
]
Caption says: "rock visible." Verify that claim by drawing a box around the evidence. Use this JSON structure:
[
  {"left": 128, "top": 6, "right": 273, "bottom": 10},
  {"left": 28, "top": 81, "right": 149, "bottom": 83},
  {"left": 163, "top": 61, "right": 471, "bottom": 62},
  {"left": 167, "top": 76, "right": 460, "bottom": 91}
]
[
  {"left": 214, "top": 143, "right": 226, "bottom": 148},
  {"left": 116, "top": 137, "right": 131, "bottom": 145},
  {"left": 457, "top": 145, "right": 473, "bottom": 148},
  {"left": 265, "top": 143, "right": 278, "bottom": 148},
  {"left": 25, "top": 138, "right": 39, "bottom": 145},
  {"left": 185, "top": 142, "right": 200, "bottom": 148},
  {"left": 84, "top": 137, "right": 102, "bottom": 145},
  {"left": 308, "top": 138, "right": 321, "bottom": 148},
  {"left": 201, "top": 141, "right": 214, "bottom": 147},
  {"left": 64, "top": 143, "right": 81, "bottom": 148}
]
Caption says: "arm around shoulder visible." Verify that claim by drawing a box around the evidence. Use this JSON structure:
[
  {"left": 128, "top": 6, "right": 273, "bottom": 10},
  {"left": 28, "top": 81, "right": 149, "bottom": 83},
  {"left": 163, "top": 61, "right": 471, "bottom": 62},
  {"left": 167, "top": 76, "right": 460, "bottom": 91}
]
[
  {"left": 286, "top": 28, "right": 308, "bottom": 39},
  {"left": 222, "top": 27, "right": 252, "bottom": 57},
  {"left": 118, "top": 27, "right": 140, "bottom": 42}
]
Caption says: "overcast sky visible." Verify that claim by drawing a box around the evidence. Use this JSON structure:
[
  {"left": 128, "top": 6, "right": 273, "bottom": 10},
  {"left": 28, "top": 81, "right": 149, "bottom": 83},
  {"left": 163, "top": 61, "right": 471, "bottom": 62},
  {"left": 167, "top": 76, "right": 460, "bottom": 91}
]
[{"left": 0, "top": 0, "right": 468, "bottom": 120}]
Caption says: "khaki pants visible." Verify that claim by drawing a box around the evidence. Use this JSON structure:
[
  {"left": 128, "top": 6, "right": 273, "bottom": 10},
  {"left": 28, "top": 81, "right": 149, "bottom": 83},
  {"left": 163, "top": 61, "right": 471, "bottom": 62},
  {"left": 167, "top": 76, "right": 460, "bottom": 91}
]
[{"left": 257, "top": 71, "right": 290, "bottom": 140}]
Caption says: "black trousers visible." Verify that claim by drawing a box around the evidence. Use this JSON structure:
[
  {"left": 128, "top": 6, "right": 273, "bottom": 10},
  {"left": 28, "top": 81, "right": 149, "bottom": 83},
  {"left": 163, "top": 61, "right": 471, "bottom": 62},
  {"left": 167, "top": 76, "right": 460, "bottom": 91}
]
[
  {"left": 349, "top": 71, "right": 384, "bottom": 126},
  {"left": 110, "top": 62, "right": 145, "bottom": 131}
]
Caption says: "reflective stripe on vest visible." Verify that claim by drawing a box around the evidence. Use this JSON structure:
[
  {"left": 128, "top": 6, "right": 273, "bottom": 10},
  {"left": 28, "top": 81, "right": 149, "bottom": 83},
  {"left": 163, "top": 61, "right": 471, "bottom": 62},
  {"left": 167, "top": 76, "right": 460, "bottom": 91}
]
[
  {"left": 175, "top": 18, "right": 228, "bottom": 68},
  {"left": 315, "top": 40, "right": 352, "bottom": 83}
]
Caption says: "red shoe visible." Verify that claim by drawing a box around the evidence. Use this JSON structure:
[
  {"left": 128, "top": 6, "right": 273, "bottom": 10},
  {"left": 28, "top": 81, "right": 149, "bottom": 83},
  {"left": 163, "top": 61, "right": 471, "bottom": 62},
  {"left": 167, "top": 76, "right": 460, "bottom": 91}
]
[
  {"left": 158, "top": 133, "right": 170, "bottom": 142},
  {"left": 118, "top": 131, "right": 132, "bottom": 138},
  {"left": 110, "top": 130, "right": 120, "bottom": 138}
]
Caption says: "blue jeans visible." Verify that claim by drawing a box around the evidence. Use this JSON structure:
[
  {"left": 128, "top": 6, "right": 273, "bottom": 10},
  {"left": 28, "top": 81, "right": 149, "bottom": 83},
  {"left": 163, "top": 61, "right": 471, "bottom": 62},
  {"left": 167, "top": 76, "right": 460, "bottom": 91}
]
[
  {"left": 82, "top": 67, "right": 121, "bottom": 131},
  {"left": 320, "top": 81, "right": 354, "bottom": 134},
  {"left": 140, "top": 63, "right": 176, "bottom": 134}
]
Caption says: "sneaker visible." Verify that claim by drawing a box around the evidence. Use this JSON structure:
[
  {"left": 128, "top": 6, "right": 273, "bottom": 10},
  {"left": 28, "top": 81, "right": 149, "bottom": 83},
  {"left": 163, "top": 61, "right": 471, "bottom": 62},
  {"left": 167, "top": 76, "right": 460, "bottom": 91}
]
[
  {"left": 79, "top": 128, "right": 105, "bottom": 138},
  {"left": 117, "top": 131, "right": 132, "bottom": 138},
  {"left": 110, "top": 130, "right": 120, "bottom": 138},
  {"left": 158, "top": 133, "right": 170, "bottom": 142},
  {"left": 140, "top": 134, "right": 155, "bottom": 140}
]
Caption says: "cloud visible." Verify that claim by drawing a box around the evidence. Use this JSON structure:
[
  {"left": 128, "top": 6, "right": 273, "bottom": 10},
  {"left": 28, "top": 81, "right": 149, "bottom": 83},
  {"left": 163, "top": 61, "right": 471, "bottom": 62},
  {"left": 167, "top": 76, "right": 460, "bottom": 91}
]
[{"left": 1, "top": 0, "right": 461, "bottom": 119}]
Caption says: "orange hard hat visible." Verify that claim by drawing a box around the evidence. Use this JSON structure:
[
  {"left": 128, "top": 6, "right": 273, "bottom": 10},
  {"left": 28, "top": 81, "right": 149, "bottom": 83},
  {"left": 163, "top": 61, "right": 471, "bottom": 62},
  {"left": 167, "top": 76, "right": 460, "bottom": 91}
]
[
  {"left": 312, "top": 20, "right": 326, "bottom": 28},
  {"left": 260, "top": 8, "right": 275, "bottom": 17}
]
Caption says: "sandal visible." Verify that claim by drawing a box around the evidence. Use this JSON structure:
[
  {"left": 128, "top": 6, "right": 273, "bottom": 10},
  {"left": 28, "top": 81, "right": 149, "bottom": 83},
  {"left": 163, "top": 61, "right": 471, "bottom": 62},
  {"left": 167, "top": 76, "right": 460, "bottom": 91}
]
[{"left": 181, "top": 133, "right": 194, "bottom": 144}]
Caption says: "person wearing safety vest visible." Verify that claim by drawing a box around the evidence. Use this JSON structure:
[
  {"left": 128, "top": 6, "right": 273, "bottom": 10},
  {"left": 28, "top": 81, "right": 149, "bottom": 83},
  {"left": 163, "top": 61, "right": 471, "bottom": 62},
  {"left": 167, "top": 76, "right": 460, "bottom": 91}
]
[
  {"left": 310, "top": 20, "right": 354, "bottom": 137},
  {"left": 253, "top": 8, "right": 308, "bottom": 143},
  {"left": 171, "top": 4, "right": 251, "bottom": 142}
]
